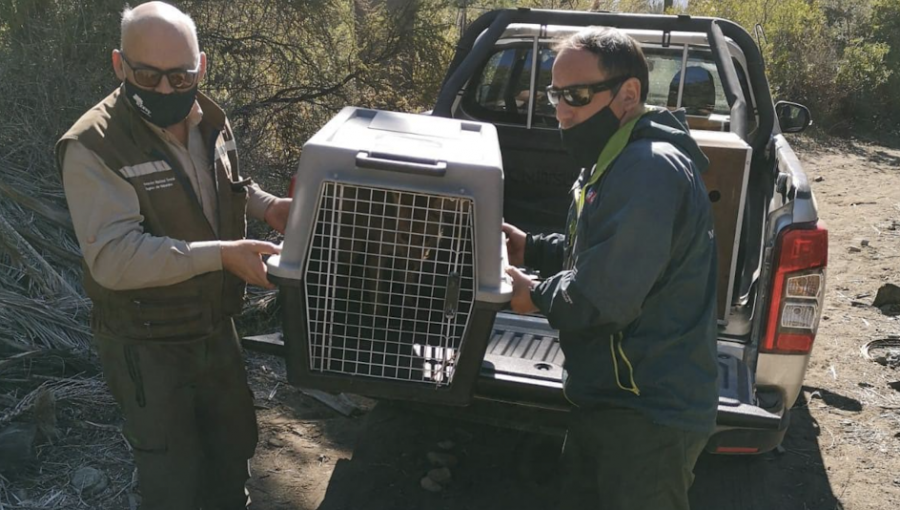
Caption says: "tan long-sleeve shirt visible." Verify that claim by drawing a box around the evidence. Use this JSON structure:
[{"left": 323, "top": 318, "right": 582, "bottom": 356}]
[{"left": 62, "top": 102, "right": 278, "bottom": 291}]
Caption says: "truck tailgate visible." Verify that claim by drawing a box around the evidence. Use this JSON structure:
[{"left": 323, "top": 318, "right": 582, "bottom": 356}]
[
  {"left": 477, "top": 312, "right": 567, "bottom": 408},
  {"left": 478, "top": 312, "right": 783, "bottom": 430}
]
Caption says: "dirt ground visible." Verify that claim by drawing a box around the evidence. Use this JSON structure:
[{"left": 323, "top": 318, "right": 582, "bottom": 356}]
[{"left": 2, "top": 136, "right": 899, "bottom": 509}]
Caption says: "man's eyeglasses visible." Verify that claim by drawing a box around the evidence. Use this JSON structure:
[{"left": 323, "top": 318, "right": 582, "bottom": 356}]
[
  {"left": 546, "top": 76, "right": 629, "bottom": 108},
  {"left": 120, "top": 52, "right": 200, "bottom": 90}
]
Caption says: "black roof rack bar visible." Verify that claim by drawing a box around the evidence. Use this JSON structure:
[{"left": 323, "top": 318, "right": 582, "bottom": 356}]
[
  {"left": 434, "top": 8, "right": 774, "bottom": 155},
  {"left": 708, "top": 19, "right": 747, "bottom": 140}
]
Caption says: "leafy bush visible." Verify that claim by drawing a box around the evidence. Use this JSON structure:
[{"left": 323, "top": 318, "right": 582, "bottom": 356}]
[
  {"left": 0, "top": 0, "right": 460, "bottom": 199},
  {"left": 681, "top": 0, "right": 897, "bottom": 135}
]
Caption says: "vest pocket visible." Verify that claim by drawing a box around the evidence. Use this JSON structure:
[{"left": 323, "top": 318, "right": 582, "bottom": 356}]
[{"left": 102, "top": 297, "right": 216, "bottom": 341}]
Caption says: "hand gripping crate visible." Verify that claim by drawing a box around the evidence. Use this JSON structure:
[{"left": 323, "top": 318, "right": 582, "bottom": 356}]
[{"left": 267, "top": 107, "right": 512, "bottom": 406}]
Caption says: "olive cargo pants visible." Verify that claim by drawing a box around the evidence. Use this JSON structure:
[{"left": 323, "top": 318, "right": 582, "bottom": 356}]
[
  {"left": 94, "top": 320, "right": 258, "bottom": 510},
  {"left": 559, "top": 407, "right": 709, "bottom": 510}
]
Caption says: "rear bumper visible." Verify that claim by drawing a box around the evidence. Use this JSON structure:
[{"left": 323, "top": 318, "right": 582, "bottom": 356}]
[{"left": 705, "top": 409, "right": 790, "bottom": 454}]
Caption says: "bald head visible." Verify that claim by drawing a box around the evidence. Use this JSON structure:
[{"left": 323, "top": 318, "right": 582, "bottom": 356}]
[
  {"left": 120, "top": 2, "right": 199, "bottom": 66},
  {"left": 114, "top": 2, "right": 205, "bottom": 93}
]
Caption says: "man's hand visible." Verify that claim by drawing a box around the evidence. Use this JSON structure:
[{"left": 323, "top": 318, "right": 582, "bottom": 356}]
[
  {"left": 264, "top": 198, "right": 292, "bottom": 234},
  {"left": 221, "top": 240, "right": 281, "bottom": 289},
  {"left": 502, "top": 223, "right": 526, "bottom": 267},
  {"left": 505, "top": 266, "right": 538, "bottom": 314}
]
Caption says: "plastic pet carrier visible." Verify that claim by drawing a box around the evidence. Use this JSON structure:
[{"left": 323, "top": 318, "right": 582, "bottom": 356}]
[{"left": 267, "top": 107, "right": 511, "bottom": 406}]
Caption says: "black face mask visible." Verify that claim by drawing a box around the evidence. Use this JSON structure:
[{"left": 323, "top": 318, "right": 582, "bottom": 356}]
[
  {"left": 123, "top": 79, "right": 198, "bottom": 128},
  {"left": 559, "top": 103, "right": 622, "bottom": 169}
]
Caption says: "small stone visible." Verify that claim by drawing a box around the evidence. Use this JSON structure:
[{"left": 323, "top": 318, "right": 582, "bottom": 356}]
[
  {"left": 267, "top": 436, "right": 287, "bottom": 448},
  {"left": 848, "top": 246, "right": 862, "bottom": 253},
  {"left": 427, "top": 451, "right": 458, "bottom": 468},
  {"left": 814, "top": 176, "right": 824, "bottom": 182},
  {"left": 71, "top": 467, "right": 108, "bottom": 496},
  {"left": 420, "top": 476, "right": 443, "bottom": 492},
  {"left": 861, "top": 239, "right": 870, "bottom": 247},
  {"left": 823, "top": 315, "right": 830, "bottom": 321},
  {"left": 427, "top": 467, "right": 452, "bottom": 485},
  {"left": 437, "top": 440, "right": 455, "bottom": 451},
  {"left": 873, "top": 284, "right": 900, "bottom": 308}
]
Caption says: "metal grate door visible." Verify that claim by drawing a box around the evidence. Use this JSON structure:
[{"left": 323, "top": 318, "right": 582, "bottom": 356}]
[{"left": 303, "top": 182, "right": 476, "bottom": 387}]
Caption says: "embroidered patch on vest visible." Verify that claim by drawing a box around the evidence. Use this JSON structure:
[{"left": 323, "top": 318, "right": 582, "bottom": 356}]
[
  {"left": 142, "top": 176, "right": 176, "bottom": 192},
  {"left": 119, "top": 160, "right": 172, "bottom": 179}
]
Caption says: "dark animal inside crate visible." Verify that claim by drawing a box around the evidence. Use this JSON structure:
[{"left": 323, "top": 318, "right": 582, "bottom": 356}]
[{"left": 304, "top": 182, "right": 476, "bottom": 386}]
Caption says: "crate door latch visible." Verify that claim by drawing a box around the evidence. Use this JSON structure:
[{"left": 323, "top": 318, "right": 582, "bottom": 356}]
[{"left": 443, "top": 272, "right": 461, "bottom": 319}]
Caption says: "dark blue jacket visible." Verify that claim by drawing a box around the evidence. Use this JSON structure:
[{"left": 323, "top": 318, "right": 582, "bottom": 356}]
[{"left": 526, "top": 109, "right": 719, "bottom": 433}]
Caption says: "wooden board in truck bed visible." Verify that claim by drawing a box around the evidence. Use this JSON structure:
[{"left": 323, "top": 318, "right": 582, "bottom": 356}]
[{"left": 692, "top": 130, "right": 752, "bottom": 322}]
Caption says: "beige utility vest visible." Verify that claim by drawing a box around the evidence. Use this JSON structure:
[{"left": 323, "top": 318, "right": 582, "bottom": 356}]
[{"left": 57, "top": 88, "right": 248, "bottom": 341}]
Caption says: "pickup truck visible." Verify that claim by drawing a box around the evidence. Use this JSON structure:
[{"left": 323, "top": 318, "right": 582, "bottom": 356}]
[
  {"left": 264, "top": 8, "right": 828, "bottom": 456},
  {"left": 415, "top": 8, "right": 828, "bottom": 455}
]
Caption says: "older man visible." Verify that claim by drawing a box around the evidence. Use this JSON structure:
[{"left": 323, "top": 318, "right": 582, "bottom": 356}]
[
  {"left": 57, "top": 2, "right": 288, "bottom": 508},
  {"left": 504, "top": 27, "right": 719, "bottom": 510}
]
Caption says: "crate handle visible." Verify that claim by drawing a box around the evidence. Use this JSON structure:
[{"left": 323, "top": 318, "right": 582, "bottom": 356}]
[{"left": 356, "top": 151, "right": 447, "bottom": 177}]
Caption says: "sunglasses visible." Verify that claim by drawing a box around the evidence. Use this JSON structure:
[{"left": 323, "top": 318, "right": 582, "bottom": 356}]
[
  {"left": 546, "top": 75, "right": 629, "bottom": 107},
  {"left": 120, "top": 52, "right": 200, "bottom": 90}
]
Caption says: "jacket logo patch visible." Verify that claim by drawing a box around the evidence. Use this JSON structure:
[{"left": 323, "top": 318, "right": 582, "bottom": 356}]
[
  {"left": 586, "top": 187, "right": 597, "bottom": 205},
  {"left": 119, "top": 160, "right": 172, "bottom": 179}
]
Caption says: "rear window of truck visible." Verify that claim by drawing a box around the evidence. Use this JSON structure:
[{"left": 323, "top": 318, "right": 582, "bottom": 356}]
[{"left": 464, "top": 42, "right": 732, "bottom": 128}]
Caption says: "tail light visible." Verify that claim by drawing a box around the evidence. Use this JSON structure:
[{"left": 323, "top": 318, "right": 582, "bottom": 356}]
[
  {"left": 761, "top": 221, "right": 828, "bottom": 355},
  {"left": 288, "top": 175, "right": 297, "bottom": 198}
]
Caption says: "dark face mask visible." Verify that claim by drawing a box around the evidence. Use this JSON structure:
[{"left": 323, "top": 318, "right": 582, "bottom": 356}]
[
  {"left": 123, "top": 79, "right": 198, "bottom": 128},
  {"left": 560, "top": 101, "right": 622, "bottom": 169}
]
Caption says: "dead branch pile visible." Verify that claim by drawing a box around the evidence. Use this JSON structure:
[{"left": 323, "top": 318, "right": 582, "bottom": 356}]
[{"left": 0, "top": 157, "right": 91, "bottom": 357}]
